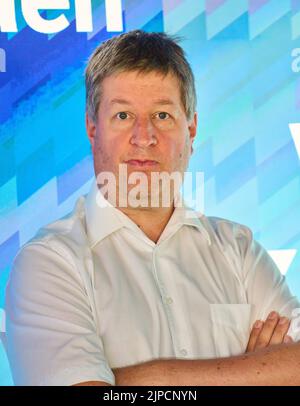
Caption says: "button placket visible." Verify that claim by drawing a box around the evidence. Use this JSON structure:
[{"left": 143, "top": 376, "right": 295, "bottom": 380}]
[
  {"left": 166, "top": 297, "right": 173, "bottom": 305},
  {"left": 152, "top": 246, "right": 191, "bottom": 360},
  {"left": 180, "top": 348, "right": 188, "bottom": 357}
]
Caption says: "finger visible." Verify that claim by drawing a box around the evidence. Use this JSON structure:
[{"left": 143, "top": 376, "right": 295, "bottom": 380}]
[
  {"left": 246, "top": 320, "right": 264, "bottom": 353},
  {"left": 255, "top": 311, "right": 280, "bottom": 350},
  {"left": 283, "top": 335, "right": 294, "bottom": 344},
  {"left": 269, "top": 317, "right": 291, "bottom": 346}
]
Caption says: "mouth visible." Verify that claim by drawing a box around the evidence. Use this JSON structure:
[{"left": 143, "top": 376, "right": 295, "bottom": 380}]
[{"left": 124, "top": 159, "right": 159, "bottom": 168}]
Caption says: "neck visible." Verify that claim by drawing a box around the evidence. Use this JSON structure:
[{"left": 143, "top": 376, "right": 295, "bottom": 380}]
[{"left": 118, "top": 204, "right": 175, "bottom": 243}]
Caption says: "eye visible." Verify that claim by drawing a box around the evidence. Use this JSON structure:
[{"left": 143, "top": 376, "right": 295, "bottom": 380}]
[
  {"left": 116, "top": 112, "right": 129, "bottom": 120},
  {"left": 156, "top": 112, "right": 170, "bottom": 120}
]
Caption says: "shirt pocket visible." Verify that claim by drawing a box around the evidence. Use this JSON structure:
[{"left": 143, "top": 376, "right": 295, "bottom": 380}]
[{"left": 210, "top": 303, "right": 253, "bottom": 358}]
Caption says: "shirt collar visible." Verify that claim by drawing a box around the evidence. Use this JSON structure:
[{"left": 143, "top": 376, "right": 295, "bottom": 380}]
[
  {"left": 85, "top": 178, "right": 211, "bottom": 248},
  {"left": 84, "top": 178, "right": 124, "bottom": 248}
]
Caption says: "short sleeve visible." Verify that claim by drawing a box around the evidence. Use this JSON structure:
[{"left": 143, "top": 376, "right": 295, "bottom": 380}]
[
  {"left": 4, "top": 242, "right": 115, "bottom": 386},
  {"left": 240, "top": 226, "right": 300, "bottom": 342}
]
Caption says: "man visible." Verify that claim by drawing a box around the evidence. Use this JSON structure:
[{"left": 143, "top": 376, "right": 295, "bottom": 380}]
[{"left": 4, "top": 30, "right": 300, "bottom": 386}]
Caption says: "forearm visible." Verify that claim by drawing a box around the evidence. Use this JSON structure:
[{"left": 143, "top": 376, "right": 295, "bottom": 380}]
[{"left": 113, "top": 341, "right": 300, "bottom": 386}]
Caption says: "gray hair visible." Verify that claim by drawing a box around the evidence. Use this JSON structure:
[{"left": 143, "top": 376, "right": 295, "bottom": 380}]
[{"left": 85, "top": 30, "right": 197, "bottom": 122}]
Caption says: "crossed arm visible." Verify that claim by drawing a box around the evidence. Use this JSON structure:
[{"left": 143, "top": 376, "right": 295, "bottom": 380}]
[
  {"left": 7, "top": 241, "right": 299, "bottom": 386},
  {"left": 75, "top": 311, "right": 300, "bottom": 386},
  {"left": 112, "top": 344, "right": 299, "bottom": 386}
]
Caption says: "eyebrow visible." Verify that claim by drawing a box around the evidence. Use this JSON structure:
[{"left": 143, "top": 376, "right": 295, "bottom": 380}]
[{"left": 109, "top": 98, "right": 176, "bottom": 106}]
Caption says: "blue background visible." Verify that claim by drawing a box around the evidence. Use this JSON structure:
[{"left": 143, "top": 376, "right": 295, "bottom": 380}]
[{"left": 1, "top": 0, "right": 300, "bottom": 385}]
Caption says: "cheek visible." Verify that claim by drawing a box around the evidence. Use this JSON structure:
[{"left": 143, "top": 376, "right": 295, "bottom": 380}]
[
  {"left": 172, "top": 138, "right": 191, "bottom": 170},
  {"left": 93, "top": 130, "right": 115, "bottom": 167},
  {"left": 171, "top": 137, "right": 190, "bottom": 160}
]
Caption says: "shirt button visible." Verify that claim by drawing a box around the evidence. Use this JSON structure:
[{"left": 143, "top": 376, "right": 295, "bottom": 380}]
[
  {"left": 180, "top": 349, "right": 188, "bottom": 356},
  {"left": 166, "top": 297, "right": 173, "bottom": 305}
]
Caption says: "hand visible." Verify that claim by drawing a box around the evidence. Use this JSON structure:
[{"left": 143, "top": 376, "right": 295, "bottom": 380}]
[{"left": 246, "top": 311, "right": 294, "bottom": 353}]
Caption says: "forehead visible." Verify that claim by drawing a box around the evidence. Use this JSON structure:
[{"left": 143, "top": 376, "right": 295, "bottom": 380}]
[{"left": 101, "top": 70, "right": 183, "bottom": 107}]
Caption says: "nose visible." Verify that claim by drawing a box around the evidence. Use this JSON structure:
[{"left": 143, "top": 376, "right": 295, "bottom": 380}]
[{"left": 130, "top": 118, "right": 157, "bottom": 147}]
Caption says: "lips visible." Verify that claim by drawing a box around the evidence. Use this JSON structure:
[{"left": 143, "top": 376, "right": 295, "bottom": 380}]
[{"left": 124, "top": 159, "right": 158, "bottom": 167}]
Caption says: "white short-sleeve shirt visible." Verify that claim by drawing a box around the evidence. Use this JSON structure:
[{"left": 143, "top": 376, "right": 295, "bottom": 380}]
[{"left": 4, "top": 178, "right": 300, "bottom": 385}]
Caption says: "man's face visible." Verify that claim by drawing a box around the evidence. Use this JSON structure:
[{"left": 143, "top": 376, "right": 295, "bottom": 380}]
[{"left": 86, "top": 70, "right": 197, "bottom": 207}]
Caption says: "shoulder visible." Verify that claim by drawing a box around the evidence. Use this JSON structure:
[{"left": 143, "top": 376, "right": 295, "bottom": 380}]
[
  {"left": 204, "top": 215, "right": 253, "bottom": 240},
  {"left": 9, "top": 195, "right": 91, "bottom": 288},
  {"left": 201, "top": 215, "right": 254, "bottom": 257},
  {"left": 18, "top": 195, "right": 89, "bottom": 260}
]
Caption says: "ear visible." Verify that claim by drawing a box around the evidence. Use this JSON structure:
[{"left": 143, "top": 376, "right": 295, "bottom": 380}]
[
  {"left": 86, "top": 112, "right": 97, "bottom": 153},
  {"left": 188, "top": 112, "right": 197, "bottom": 155}
]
